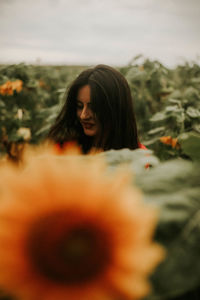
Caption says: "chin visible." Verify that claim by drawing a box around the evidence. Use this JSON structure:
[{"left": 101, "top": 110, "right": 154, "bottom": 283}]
[{"left": 84, "top": 130, "right": 96, "bottom": 137}]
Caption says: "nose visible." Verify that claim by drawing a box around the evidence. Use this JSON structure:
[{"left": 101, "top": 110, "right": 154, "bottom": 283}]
[{"left": 80, "top": 106, "right": 92, "bottom": 120}]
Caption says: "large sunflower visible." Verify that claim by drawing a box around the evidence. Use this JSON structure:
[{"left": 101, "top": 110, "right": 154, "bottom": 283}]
[{"left": 0, "top": 150, "right": 164, "bottom": 300}]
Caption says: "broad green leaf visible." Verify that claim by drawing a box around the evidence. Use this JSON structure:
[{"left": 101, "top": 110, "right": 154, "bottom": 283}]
[
  {"left": 0, "top": 100, "right": 5, "bottom": 108},
  {"left": 126, "top": 67, "right": 148, "bottom": 82},
  {"left": 168, "top": 98, "right": 181, "bottom": 105},
  {"left": 148, "top": 127, "right": 165, "bottom": 135},
  {"left": 100, "top": 149, "right": 200, "bottom": 299},
  {"left": 179, "top": 132, "right": 200, "bottom": 160},
  {"left": 193, "top": 123, "right": 200, "bottom": 133},
  {"left": 150, "top": 112, "right": 168, "bottom": 122},
  {"left": 141, "top": 160, "right": 200, "bottom": 299},
  {"left": 186, "top": 106, "right": 200, "bottom": 118}
]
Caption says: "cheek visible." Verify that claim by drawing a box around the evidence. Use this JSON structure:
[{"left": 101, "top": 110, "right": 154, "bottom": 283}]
[{"left": 76, "top": 109, "right": 81, "bottom": 119}]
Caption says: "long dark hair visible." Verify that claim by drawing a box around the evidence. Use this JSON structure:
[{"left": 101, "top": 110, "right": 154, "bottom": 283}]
[{"left": 48, "top": 64, "right": 139, "bottom": 153}]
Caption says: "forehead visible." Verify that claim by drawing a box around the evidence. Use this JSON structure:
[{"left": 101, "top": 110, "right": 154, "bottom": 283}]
[{"left": 77, "top": 85, "right": 91, "bottom": 103}]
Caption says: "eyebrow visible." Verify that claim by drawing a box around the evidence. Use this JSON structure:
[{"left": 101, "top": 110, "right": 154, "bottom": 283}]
[{"left": 77, "top": 100, "right": 91, "bottom": 104}]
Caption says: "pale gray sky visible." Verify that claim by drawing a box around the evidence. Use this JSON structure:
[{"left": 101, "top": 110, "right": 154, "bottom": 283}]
[{"left": 0, "top": 0, "right": 199, "bottom": 67}]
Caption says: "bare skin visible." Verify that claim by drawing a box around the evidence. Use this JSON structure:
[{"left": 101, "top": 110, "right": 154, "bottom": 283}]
[{"left": 76, "top": 85, "right": 99, "bottom": 137}]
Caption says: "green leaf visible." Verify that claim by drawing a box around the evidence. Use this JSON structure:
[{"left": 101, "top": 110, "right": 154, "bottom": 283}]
[
  {"left": 148, "top": 127, "right": 165, "bottom": 135},
  {"left": 0, "top": 100, "right": 5, "bottom": 108},
  {"left": 186, "top": 106, "right": 200, "bottom": 118},
  {"left": 193, "top": 123, "right": 200, "bottom": 133},
  {"left": 141, "top": 161, "right": 200, "bottom": 299},
  {"left": 168, "top": 98, "right": 181, "bottom": 105},
  {"left": 179, "top": 132, "right": 200, "bottom": 160},
  {"left": 150, "top": 112, "right": 168, "bottom": 122},
  {"left": 191, "top": 77, "right": 200, "bottom": 83},
  {"left": 126, "top": 67, "right": 148, "bottom": 82},
  {"left": 169, "top": 90, "right": 182, "bottom": 99},
  {"left": 99, "top": 148, "right": 159, "bottom": 174},
  {"left": 99, "top": 149, "right": 200, "bottom": 299}
]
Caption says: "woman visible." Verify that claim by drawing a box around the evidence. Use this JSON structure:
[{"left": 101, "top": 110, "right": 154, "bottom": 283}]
[{"left": 48, "top": 64, "right": 146, "bottom": 153}]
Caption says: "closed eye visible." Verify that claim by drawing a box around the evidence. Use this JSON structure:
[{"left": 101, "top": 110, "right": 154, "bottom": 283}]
[
  {"left": 77, "top": 101, "right": 93, "bottom": 110},
  {"left": 77, "top": 103, "right": 83, "bottom": 109}
]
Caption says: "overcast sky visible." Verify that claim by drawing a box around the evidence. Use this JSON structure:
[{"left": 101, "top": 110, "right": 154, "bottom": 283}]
[{"left": 0, "top": 0, "right": 199, "bottom": 67}]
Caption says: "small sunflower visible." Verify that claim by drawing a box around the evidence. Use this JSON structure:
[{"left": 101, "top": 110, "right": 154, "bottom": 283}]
[
  {"left": 160, "top": 136, "right": 180, "bottom": 149},
  {"left": 0, "top": 80, "right": 23, "bottom": 96},
  {"left": 11, "top": 79, "right": 23, "bottom": 93},
  {"left": 0, "top": 80, "right": 13, "bottom": 95},
  {"left": 0, "top": 149, "right": 164, "bottom": 300}
]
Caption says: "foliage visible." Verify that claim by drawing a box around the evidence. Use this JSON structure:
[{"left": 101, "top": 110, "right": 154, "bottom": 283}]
[
  {"left": 0, "top": 64, "right": 85, "bottom": 156},
  {"left": 0, "top": 58, "right": 200, "bottom": 299},
  {"left": 100, "top": 148, "right": 200, "bottom": 299},
  {"left": 0, "top": 59, "right": 200, "bottom": 162},
  {"left": 139, "top": 60, "right": 200, "bottom": 161}
]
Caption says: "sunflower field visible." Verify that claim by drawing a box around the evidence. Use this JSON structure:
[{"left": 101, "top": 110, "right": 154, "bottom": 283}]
[
  {"left": 0, "top": 57, "right": 200, "bottom": 162},
  {"left": 0, "top": 57, "right": 200, "bottom": 300}
]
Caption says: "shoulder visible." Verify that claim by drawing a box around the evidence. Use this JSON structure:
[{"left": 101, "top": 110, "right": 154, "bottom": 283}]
[{"left": 138, "top": 142, "right": 148, "bottom": 150}]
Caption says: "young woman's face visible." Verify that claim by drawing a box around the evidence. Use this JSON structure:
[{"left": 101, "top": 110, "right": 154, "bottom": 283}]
[{"left": 76, "top": 85, "right": 99, "bottom": 137}]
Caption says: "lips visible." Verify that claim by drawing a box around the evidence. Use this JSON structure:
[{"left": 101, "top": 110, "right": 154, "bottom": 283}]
[{"left": 81, "top": 122, "right": 95, "bottom": 129}]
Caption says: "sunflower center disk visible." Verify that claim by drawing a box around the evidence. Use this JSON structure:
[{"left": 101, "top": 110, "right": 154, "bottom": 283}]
[{"left": 27, "top": 211, "right": 111, "bottom": 284}]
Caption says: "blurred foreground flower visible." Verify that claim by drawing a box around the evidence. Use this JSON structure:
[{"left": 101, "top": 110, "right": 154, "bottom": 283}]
[
  {"left": 2, "top": 141, "right": 27, "bottom": 165},
  {"left": 0, "top": 149, "right": 164, "bottom": 300},
  {"left": 53, "top": 141, "right": 81, "bottom": 155},
  {"left": 0, "top": 80, "right": 23, "bottom": 96}
]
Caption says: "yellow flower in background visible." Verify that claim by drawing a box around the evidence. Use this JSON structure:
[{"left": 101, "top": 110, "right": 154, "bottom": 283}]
[
  {"left": 0, "top": 80, "right": 13, "bottom": 95},
  {"left": 160, "top": 136, "right": 179, "bottom": 149},
  {"left": 17, "top": 127, "right": 31, "bottom": 141},
  {"left": 0, "top": 149, "right": 164, "bottom": 300},
  {"left": 11, "top": 79, "right": 23, "bottom": 93},
  {"left": 0, "top": 79, "right": 23, "bottom": 95}
]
